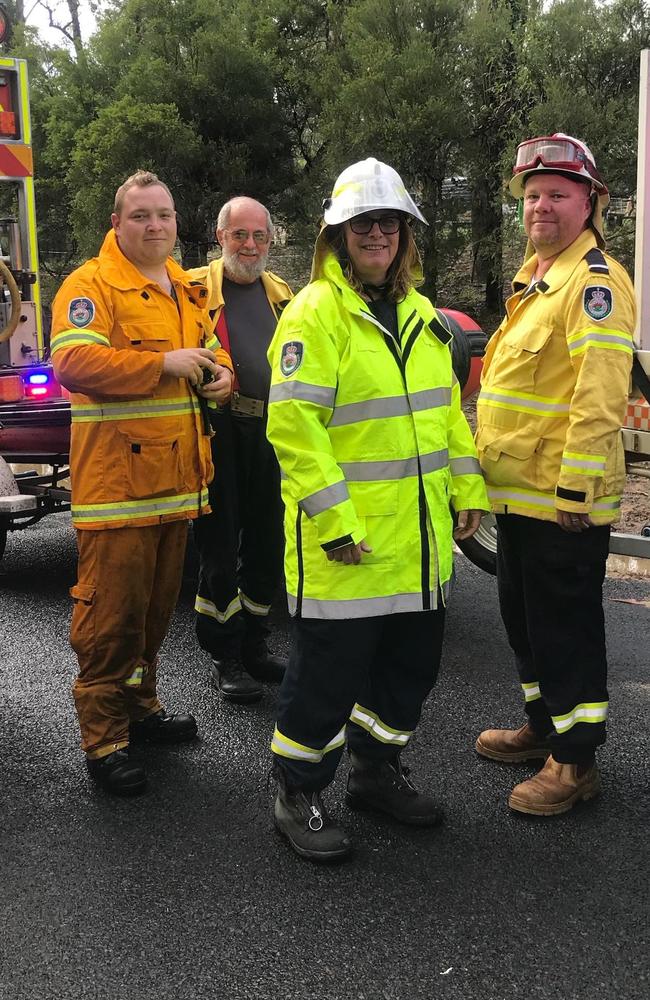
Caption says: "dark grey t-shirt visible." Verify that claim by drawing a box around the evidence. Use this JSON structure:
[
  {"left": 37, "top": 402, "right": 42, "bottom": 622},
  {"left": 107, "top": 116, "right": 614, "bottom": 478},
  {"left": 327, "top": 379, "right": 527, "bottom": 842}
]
[{"left": 222, "top": 275, "right": 276, "bottom": 400}]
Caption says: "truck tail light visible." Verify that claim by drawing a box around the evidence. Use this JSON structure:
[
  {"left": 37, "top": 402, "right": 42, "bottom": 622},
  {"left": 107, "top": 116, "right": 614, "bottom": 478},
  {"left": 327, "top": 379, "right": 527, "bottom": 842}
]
[{"left": 21, "top": 368, "right": 63, "bottom": 399}]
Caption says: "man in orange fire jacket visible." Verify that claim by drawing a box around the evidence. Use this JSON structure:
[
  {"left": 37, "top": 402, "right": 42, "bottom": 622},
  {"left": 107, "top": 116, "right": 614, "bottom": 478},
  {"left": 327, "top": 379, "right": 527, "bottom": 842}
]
[{"left": 51, "top": 170, "right": 233, "bottom": 796}]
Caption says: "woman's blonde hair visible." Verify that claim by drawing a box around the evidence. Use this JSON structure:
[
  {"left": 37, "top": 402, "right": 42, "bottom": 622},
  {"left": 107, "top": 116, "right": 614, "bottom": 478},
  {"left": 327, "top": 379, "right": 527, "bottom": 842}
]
[{"left": 324, "top": 218, "right": 424, "bottom": 301}]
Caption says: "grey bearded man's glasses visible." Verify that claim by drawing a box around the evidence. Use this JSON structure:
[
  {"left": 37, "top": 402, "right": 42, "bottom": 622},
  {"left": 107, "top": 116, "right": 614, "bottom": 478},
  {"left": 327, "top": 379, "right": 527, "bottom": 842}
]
[
  {"left": 348, "top": 214, "right": 401, "bottom": 235},
  {"left": 225, "top": 229, "right": 270, "bottom": 245}
]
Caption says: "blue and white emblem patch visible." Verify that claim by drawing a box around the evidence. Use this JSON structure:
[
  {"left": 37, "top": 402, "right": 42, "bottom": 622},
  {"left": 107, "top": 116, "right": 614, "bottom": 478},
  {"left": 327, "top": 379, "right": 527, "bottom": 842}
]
[
  {"left": 583, "top": 286, "right": 613, "bottom": 322},
  {"left": 68, "top": 297, "right": 95, "bottom": 329},
  {"left": 280, "top": 340, "right": 303, "bottom": 376}
]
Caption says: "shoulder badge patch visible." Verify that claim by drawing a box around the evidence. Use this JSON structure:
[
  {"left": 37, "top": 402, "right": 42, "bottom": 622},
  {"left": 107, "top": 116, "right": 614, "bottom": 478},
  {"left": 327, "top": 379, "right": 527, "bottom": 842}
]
[
  {"left": 68, "top": 297, "right": 96, "bottom": 329},
  {"left": 280, "top": 340, "right": 303, "bottom": 376},
  {"left": 583, "top": 286, "right": 613, "bottom": 322}
]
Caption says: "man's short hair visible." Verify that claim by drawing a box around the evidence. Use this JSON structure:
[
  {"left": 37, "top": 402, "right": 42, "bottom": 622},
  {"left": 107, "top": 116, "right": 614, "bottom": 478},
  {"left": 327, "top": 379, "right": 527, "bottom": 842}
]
[
  {"left": 217, "top": 197, "right": 274, "bottom": 237},
  {"left": 113, "top": 170, "right": 174, "bottom": 215}
]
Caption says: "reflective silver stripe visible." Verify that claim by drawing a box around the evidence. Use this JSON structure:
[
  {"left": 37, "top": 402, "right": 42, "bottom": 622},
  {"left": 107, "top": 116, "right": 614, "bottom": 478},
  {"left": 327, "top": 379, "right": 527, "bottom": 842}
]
[
  {"left": 268, "top": 381, "right": 336, "bottom": 407},
  {"left": 521, "top": 681, "right": 541, "bottom": 703},
  {"left": 72, "top": 491, "right": 208, "bottom": 520},
  {"left": 349, "top": 704, "right": 412, "bottom": 745},
  {"left": 271, "top": 726, "right": 346, "bottom": 761},
  {"left": 488, "top": 487, "right": 556, "bottom": 509},
  {"left": 329, "top": 396, "right": 411, "bottom": 426},
  {"left": 479, "top": 390, "right": 570, "bottom": 413},
  {"left": 592, "top": 498, "right": 620, "bottom": 511},
  {"left": 449, "top": 456, "right": 482, "bottom": 476},
  {"left": 341, "top": 449, "right": 448, "bottom": 482},
  {"left": 287, "top": 590, "right": 441, "bottom": 618},
  {"left": 194, "top": 594, "right": 241, "bottom": 624},
  {"left": 240, "top": 591, "right": 271, "bottom": 616},
  {"left": 561, "top": 457, "right": 606, "bottom": 471},
  {"left": 408, "top": 387, "right": 452, "bottom": 411},
  {"left": 552, "top": 702, "right": 608, "bottom": 734},
  {"left": 71, "top": 398, "right": 195, "bottom": 422},
  {"left": 301, "top": 480, "right": 350, "bottom": 517},
  {"left": 50, "top": 329, "right": 111, "bottom": 353},
  {"left": 568, "top": 332, "right": 634, "bottom": 352}
]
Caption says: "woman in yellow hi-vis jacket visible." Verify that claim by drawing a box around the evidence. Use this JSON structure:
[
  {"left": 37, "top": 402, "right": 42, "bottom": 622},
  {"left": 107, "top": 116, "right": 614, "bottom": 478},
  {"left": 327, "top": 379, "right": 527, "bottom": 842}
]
[{"left": 266, "top": 159, "right": 489, "bottom": 862}]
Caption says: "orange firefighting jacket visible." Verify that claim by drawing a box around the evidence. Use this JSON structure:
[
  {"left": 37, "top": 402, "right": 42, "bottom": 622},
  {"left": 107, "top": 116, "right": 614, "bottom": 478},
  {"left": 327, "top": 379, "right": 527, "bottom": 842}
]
[{"left": 51, "top": 230, "right": 232, "bottom": 530}]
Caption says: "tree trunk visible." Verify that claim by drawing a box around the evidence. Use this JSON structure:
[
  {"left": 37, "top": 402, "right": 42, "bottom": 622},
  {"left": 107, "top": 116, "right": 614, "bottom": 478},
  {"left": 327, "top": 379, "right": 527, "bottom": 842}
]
[{"left": 470, "top": 163, "right": 503, "bottom": 311}]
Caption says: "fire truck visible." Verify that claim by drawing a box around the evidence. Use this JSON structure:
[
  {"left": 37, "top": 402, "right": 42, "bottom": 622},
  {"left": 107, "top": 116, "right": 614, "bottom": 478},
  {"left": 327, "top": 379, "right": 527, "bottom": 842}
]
[{"left": 1, "top": 51, "right": 649, "bottom": 569}]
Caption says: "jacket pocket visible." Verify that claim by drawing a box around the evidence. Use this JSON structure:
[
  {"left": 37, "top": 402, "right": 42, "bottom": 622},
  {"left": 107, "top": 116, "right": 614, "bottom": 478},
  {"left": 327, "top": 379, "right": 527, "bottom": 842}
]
[
  {"left": 477, "top": 427, "right": 541, "bottom": 491},
  {"left": 70, "top": 583, "right": 96, "bottom": 660},
  {"left": 121, "top": 323, "right": 172, "bottom": 352},
  {"left": 120, "top": 431, "right": 186, "bottom": 499},
  {"left": 494, "top": 324, "right": 553, "bottom": 393},
  {"left": 348, "top": 481, "right": 398, "bottom": 566}
]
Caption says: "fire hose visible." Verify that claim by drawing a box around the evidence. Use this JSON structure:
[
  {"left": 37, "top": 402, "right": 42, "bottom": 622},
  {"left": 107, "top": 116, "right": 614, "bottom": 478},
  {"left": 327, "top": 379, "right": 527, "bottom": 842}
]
[{"left": 0, "top": 259, "right": 22, "bottom": 344}]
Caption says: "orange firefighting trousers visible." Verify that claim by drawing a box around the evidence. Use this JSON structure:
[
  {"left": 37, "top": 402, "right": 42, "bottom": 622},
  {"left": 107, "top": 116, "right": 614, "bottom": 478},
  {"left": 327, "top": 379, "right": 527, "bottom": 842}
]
[{"left": 70, "top": 521, "right": 188, "bottom": 758}]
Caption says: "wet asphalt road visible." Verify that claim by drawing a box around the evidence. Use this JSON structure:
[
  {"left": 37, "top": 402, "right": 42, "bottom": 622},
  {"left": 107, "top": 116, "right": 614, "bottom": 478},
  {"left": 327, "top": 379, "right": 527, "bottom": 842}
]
[{"left": 1, "top": 515, "right": 649, "bottom": 1000}]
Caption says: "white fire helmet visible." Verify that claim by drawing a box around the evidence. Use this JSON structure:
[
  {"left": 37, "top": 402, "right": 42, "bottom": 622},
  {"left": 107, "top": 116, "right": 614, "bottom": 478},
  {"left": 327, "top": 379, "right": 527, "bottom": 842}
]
[
  {"left": 509, "top": 133, "right": 609, "bottom": 248},
  {"left": 322, "top": 158, "right": 428, "bottom": 226}
]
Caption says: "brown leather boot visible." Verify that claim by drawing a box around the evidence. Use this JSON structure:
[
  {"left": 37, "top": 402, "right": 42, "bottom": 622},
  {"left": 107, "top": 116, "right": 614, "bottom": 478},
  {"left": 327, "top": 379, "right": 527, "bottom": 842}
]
[
  {"left": 508, "top": 757, "right": 601, "bottom": 816},
  {"left": 475, "top": 722, "right": 550, "bottom": 762}
]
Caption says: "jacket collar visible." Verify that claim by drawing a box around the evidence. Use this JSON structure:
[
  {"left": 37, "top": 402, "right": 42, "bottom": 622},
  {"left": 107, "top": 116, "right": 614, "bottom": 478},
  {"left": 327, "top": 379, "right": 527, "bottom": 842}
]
[
  {"left": 97, "top": 229, "right": 193, "bottom": 294},
  {"left": 186, "top": 257, "right": 292, "bottom": 312},
  {"left": 512, "top": 229, "right": 599, "bottom": 297}
]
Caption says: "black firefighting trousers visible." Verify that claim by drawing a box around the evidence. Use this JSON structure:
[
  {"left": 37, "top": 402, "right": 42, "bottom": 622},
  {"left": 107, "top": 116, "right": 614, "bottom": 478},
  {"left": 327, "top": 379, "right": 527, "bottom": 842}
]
[
  {"left": 496, "top": 513, "right": 610, "bottom": 763},
  {"left": 273, "top": 610, "right": 446, "bottom": 791},
  {"left": 192, "top": 408, "right": 284, "bottom": 658}
]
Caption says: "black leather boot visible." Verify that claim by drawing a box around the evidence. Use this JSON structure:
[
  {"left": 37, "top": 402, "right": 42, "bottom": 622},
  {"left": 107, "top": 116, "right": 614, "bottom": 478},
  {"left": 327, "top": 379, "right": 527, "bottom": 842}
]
[
  {"left": 86, "top": 749, "right": 147, "bottom": 796},
  {"left": 210, "top": 658, "right": 263, "bottom": 703},
  {"left": 129, "top": 708, "right": 198, "bottom": 744},
  {"left": 241, "top": 641, "right": 287, "bottom": 683},
  {"left": 274, "top": 778, "right": 352, "bottom": 862},
  {"left": 346, "top": 752, "right": 444, "bottom": 826}
]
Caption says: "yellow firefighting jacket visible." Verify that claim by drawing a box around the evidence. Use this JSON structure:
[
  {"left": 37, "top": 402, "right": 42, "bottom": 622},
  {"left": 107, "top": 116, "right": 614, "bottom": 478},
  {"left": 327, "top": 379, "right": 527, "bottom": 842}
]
[
  {"left": 186, "top": 258, "right": 292, "bottom": 322},
  {"left": 266, "top": 251, "right": 489, "bottom": 619},
  {"left": 476, "top": 229, "right": 635, "bottom": 523},
  {"left": 51, "top": 230, "right": 232, "bottom": 530}
]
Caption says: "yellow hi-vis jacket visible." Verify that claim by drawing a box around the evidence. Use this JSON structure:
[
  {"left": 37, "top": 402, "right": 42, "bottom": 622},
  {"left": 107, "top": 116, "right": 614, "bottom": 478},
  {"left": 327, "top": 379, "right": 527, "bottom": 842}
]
[
  {"left": 476, "top": 230, "right": 635, "bottom": 523},
  {"left": 186, "top": 258, "right": 292, "bottom": 323},
  {"left": 266, "top": 252, "right": 489, "bottom": 620},
  {"left": 51, "top": 230, "right": 232, "bottom": 530}
]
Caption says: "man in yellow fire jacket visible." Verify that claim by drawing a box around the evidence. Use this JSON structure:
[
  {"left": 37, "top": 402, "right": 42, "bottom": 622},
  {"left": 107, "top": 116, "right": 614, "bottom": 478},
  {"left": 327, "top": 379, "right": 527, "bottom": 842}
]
[
  {"left": 475, "top": 135, "right": 636, "bottom": 815},
  {"left": 51, "top": 170, "right": 233, "bottom": 796}
]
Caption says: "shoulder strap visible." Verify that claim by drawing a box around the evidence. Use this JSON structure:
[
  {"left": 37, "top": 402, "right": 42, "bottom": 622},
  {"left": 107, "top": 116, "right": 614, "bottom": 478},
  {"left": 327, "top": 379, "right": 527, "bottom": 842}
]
[{"left": 584, "top": 247, "right": 609, "bottom": 276}]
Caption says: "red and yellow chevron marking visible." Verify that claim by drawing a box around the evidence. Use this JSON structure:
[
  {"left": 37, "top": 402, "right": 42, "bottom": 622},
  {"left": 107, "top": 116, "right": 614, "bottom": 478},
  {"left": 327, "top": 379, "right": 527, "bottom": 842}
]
[{"left": 0, "top": 143, "right": 33, "bottom": 177}]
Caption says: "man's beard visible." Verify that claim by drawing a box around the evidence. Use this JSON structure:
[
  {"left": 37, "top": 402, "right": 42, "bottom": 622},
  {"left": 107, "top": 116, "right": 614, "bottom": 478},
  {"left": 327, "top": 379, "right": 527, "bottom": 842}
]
[{"left": 222, "top": 246, "right": 268, "bottom": 283}]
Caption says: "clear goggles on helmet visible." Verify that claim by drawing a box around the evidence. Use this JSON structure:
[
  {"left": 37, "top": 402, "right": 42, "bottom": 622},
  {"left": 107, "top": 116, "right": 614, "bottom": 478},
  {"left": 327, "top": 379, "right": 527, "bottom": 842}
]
[{"left": 513, "top": 136, "right": 603, "bottom": 185}]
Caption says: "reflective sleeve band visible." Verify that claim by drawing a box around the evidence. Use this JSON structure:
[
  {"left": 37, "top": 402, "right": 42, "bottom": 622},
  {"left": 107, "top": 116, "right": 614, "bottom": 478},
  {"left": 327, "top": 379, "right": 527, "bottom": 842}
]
[
  {"left": 71, "top": 397, "right": 195, "bottom": 423},
  {"left": 349, "top": 704, "right": 413, "bottom": 746},
  {"left": 552, "top": 701, "right": 608, "bottom": 734},
  {"left": 300, "top": 479, "right": 350, "bottom": 518},
  {"left": 521, "top": 681, "right": 542, "bottom": 703},
  {"left": 268, "top": 380, "right": 336, "bottom": 407},
  {"left": 566, "top": 328, "right": 634, "bottom": 357},
  {"left": 561, "top": 451, "right": 606, "bottom": 475},
  {"left": 50, "top": 329, "right": 111, "bottom": 354},
  {"left": 449, "top": 456, "right": 483, "bottom": 477}
]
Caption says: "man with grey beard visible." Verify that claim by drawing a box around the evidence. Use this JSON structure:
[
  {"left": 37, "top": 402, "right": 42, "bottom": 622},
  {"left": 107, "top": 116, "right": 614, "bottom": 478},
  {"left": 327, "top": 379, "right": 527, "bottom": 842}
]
[{"left": 189, "top": 197, "right": 293, "bottom": 702}]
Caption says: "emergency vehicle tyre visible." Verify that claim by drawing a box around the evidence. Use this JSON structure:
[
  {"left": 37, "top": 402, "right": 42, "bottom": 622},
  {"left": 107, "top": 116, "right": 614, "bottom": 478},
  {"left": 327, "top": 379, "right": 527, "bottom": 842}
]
[{"left": 455, "top": 512, "right": 497, "bottom": 576}]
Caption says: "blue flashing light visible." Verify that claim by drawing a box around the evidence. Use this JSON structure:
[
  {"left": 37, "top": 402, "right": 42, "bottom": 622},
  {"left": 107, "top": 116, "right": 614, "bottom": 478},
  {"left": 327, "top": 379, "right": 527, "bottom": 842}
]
[{"left": 28, "top": 373, "right": 49, "bottom": 385}]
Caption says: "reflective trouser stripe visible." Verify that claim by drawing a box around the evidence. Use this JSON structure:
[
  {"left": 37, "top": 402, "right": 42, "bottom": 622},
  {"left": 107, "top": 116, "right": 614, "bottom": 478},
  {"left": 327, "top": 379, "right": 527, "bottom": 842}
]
[
  {"left": 124, "top": 664, "right": 144, "bottom": 687},
  {"left": 194, "top": 594, "right": 241, "bottom": 624},
  {"left": 287, "top": 586, "right": 447, "bottom": 619},
  {"left": 552, "top": 702, "right": 609, "bottom": 734},
  {"left": 271, "top": 725, "right": 346, "bottom": 761},
  {"left": 349, "top": 704, "right": 412, "bottom": 746},
  {"left": 522, "top": 681, "right": 541, "bottom": 703},
  {"left": 240, "top": 591, "right": 271, "bottom": 616}
]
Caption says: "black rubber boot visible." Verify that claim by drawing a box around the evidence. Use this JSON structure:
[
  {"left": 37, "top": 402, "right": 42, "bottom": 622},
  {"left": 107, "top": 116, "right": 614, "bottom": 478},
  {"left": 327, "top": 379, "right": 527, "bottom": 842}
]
[
  {"left": 241, "top": 641, "right": 287, "bottom": 683},
  {"left": 346, "top": 752, "right": 444, "bottom": 827},
  {"left": 274, "top": 780, "right": 353, "bottom": 862},
  {"left": 210, "top": 659, "right": 263, "bottom": 703},
  {"left": 129, "top": 708, "right": 198, "bottom": 744},
  {"left": 86, "top": 749, "right": 147, "bottom": 796}
]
